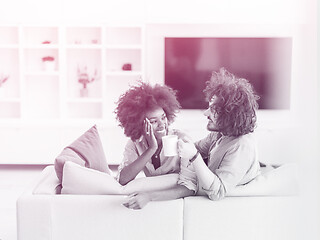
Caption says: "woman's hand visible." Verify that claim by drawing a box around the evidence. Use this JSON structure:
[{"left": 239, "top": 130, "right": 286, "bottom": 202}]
[
  {"left": 177, "top": 139, "right": 198, "bottom": 160},
  {"left": 144, "top": 118, "right": 158, "bottom": 151},
  {"left": 122, "top": 192, "right": 151, "bottom": 210}
]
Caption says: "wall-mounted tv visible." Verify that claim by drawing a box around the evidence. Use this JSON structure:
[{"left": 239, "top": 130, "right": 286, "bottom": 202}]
[{"left": 165, "top": 37, "right": 292, "bottom": 109}]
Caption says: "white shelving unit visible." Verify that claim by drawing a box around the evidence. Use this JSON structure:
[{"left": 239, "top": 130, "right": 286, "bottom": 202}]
[
  {"left": 0, "top": 24, "right": 145, "bottom": 164},
  {"left": 0, "top": 24, "right": 145, "bottom": 123}
]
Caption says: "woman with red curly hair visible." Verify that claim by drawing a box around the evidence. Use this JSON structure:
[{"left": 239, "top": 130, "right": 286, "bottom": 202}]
[{"left": 115, "top": 82, "right": 193, "bottom": 191}]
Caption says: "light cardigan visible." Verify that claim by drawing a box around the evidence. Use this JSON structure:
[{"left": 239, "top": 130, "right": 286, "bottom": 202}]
[
  {"left": 116, "top": 129, "right": 185, "bottom": 181},
  {"left": 194, "top": 132, "right": 261, "bottom": 200}
]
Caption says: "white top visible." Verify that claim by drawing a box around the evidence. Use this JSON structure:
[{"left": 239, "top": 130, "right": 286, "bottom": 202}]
[
  {"left": 182, "top": 132, "right": 261, "bottom": 199},
  {"left": 116, "top": 129, "right": 185, "bottom": 181}
]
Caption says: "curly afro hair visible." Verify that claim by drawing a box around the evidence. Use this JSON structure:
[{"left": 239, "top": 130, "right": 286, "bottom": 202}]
[
  {"left": 115, "top": 82, "right": 181, "bottom": 141},
  {"left": 203, "top": 68, "right": 260, "bottom": 137}
]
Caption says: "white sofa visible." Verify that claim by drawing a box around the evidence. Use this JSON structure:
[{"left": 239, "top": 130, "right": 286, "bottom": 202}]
[{"left": 17, "top": 164, "right": 302, "bottom": 240}]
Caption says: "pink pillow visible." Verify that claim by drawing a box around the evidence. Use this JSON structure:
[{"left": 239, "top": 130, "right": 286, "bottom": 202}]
[{"left": 55, "top": 125, "right": 111, "bottom": 183}]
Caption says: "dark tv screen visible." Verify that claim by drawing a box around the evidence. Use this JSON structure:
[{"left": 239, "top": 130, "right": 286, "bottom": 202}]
[{"left": 165, "top": 37, "right": 292, "bottom": 109}]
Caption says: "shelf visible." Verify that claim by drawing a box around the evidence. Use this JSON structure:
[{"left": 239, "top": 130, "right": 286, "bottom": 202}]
[
  {"left": 106, "top": 71, "right": 143, "bottom": 76},
  {"left": 67, "top": 97, "right": 103, "bottom": 103},
  {"left": 0, "top": 97, "right": 21, "bottom": 102},
  {"left": 23, "top": 44, "right": 59, "bottom": 49},
  {"left": 0, "top": 26, "right": 19, "bottom": 45},
  {"left": 105, "top": 48, "right": 142, "bottom": 72},
  {"left": 23, "top": 26, "right": 59, "bottom": 45},
  {"left": 66, "top": 44, "right": 102, "bottom": 49},
  {"left": 24, "top": 48, "right": 59, "bottom": 72},
  {"left": 105, "top": 44, "right": 142, "bottom": 49},
  {"left": 0, "top": 101, "right": 20, "bottom": 118},
  {"left": 0, "top": 44, "right": 19, "bottom": 48},
  {"left": 105, "top": 26, "right": 142, "bottom": 45},
  {"left": 0, "top": 25, "right": 144, "bottom": 122},
  {"left": 66, "top": 27, "right": 101, "bottom": 45},
  {"left": 24, "top": 71, "right": 60, "bottom": 76},
  {"left": 0, "top": 24, "right": 146, "bottom": 164}
]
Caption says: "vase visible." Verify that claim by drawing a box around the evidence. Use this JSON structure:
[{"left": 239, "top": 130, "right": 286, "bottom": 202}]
[
  {"left": 80, "top": 87, "right": 88, "bottom": 97},
  {"left": 43, "top": 61, "right": 55, "bottom": 72}
]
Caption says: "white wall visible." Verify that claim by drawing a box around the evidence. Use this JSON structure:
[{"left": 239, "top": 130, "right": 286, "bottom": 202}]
[
  {"left": 0, "top": 0, "right": 317, "bottom": 163},
  {"left": 0, "top": 0, "right": 311, "bottom": 24}
]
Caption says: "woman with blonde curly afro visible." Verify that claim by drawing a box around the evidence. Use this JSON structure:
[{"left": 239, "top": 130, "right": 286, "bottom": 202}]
[{"left": 115, "top": 82, "right": 193, "bottom": 190}]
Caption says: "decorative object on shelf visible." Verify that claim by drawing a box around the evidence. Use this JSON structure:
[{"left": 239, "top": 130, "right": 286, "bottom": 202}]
[
  {"left": 77, "top": 65, "right": 98, "bottom": 97},
  {"left": 42, "top": 56, "right": 55, "bottom": 72},
  {"left": 122, "top": 63, "right": 132, "bottom": 71},
  {"left": 91, "top": 39, "right": 98, "bottom": 44},
  {"left": 0, "top": 74, "right": 9, "bottom": 98},
  {"left": 42, "top": 41, "right": 51, "bottom": 44}
]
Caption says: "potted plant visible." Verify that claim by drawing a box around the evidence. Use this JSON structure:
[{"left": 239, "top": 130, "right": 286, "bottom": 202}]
[
  {"left": 42, "top": 56, "right": 55, "bottom": 71},
  {"left": 77, "top": 65, "right": 97, "bottom": 97}
]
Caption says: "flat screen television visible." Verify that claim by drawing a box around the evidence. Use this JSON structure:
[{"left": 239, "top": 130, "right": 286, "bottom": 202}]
[{"left": 165, "top": 37, "right": 292, "bottom": 109}]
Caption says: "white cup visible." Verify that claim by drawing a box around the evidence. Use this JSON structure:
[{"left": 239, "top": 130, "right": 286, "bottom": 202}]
[{"left": 162, "top": 135, "right": 178, "bottom": 157}]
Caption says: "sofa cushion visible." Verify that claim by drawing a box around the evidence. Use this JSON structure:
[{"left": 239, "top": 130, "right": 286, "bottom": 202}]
[
  {"left": 61, "top": 161, "right": 179, "bottom": 195},
  {"left": 33, "top": 165, "right": 61, "bottom": 194},
  {"left": 227, "top": 163, "right": 298, "bottom": 196},
  {"left": 55, "top": 125, "right": 111, "bottom": 183},
  {"left": 195, "top": 163, "right": 298, "bottom": 197},
  {"left": 183, "top": 196, "right": 300, "bottom": 240},
  {"left": 51, "top": 195, "right": 184, "bottom": 240}
]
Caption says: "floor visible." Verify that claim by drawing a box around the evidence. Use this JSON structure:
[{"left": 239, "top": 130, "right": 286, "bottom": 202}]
[{"left": 0, "top": 165, "right": 46, "bottom": 240}]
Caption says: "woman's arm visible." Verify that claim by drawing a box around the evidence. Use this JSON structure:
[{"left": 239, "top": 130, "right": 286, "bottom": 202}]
[
  {"left": 119, "top": 147, "right": 156, "bottom": 185},
  {"left": 123, "top": 185, "right": 194, "bottom": 209},
  {"left": 119, "top": 118, "right": 158, "bottom": 185}
]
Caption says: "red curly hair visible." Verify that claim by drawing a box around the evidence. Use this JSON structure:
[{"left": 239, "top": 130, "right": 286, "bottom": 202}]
[
  {"left": 115, "top": 82, "right": 181, "bottom": 141},
  {"left": 204, "top": 68, "right": 260, "bottom": 137}
]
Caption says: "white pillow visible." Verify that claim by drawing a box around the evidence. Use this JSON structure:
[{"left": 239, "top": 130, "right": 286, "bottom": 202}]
[
  {"left": 61, "top": 161, "right": 122, "bottom": 194},
  {"left": 227, "top": 163, "right": 299, "bottom": 197},
  {"left": 123, "top": 173, "right": 179, "bottom": 194},
  {"left": 61, "top": 161, "right": 179, "bottom": 195},
  {"left": 33, "top": 165, "right": 61, "bottom": 195}
]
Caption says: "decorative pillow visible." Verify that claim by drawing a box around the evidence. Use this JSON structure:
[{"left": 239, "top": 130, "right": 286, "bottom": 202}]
[
  {"left": 61, "top": 161, "right": 179, "bottom": 195},
  {"left": 226, "top": 163, "right": 299, "bottom": 197},
  {"left": 55, "top": 125, "right": 111, "bottom": 183},
  {"left": 33, "top": 165, "right": 61, "bottom": 195},
  {"left": 61, "top": 161, "right": 122, "bottom": 194}
]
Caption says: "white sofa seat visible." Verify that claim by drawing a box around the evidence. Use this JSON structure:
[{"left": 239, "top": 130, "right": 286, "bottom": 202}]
[
  {"left": 18, "top": 192, "right": 183, "bottom": 240},
  {"left": 183, "top": 196, "right": 301, "bottom": 240},
  {"left": 17, "top": 165, "right": 300, "bottom": 240}
]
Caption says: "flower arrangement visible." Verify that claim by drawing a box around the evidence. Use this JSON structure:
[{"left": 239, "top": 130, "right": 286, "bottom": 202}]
[
  {"left": 42, "top": 56, "right": 55, "bottom": 62},
  {"left": 0, "top": 74, "right": 9, "bottom": 88},
  {"left": 77, "top": 65, "right": 97, "bottom": 89},
  {"left": 77, "top": 65, "right": 98, "bottom": 97}
]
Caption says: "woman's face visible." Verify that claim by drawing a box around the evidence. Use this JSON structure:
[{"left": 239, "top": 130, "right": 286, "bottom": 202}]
[{"left": 145, "top": 107, "right": 168, "bottom": 140}]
